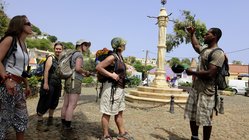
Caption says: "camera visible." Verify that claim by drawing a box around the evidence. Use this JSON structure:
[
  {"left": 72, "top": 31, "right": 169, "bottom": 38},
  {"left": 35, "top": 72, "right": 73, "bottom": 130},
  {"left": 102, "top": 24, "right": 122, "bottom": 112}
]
[
  {"left": 21, "top": 71, "right": 32, "bottom": 78},
  {"left": 21, "top": 66, "right": 32, "bottom": 78}
]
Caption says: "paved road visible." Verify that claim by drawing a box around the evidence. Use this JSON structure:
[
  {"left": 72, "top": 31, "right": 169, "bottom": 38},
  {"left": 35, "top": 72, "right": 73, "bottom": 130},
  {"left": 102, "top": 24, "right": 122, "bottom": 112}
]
[{"left": 6, "top": 87, "right": 249, "bottom": 140}]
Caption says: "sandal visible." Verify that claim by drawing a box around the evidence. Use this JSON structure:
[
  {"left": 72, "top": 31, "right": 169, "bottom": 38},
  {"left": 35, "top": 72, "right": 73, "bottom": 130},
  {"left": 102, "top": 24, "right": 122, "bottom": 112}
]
[
  {"left": 100, "top": 135, "right": 113, "bottom": 140},
  {"left": 117, "top": 132, "right": 134, "bottom": 140}
]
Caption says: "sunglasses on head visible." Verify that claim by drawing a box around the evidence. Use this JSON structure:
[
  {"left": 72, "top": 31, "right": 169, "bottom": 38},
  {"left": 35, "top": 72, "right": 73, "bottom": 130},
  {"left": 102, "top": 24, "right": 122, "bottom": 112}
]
[{"left": 24, "top": 22, "right": 32, "bottom": 26}]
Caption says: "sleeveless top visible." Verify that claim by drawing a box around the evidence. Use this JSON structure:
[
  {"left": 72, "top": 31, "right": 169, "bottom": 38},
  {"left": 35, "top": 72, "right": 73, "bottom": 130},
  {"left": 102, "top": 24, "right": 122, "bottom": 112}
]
[
  {"left": 5, "top": 41, "right": 29, "bottom": 76},
  {"left": 47, "top": 55, "right": 61, "bottom": 84},
  {"left": 106, "top": 54, "right": 126, "bottom": 89},
  {"left": 115, "top": 56, "right": 126, "bottom": 89}
]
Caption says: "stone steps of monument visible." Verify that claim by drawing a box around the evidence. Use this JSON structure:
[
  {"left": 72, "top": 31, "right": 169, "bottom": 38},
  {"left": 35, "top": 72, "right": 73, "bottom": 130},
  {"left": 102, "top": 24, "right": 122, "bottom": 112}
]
[
  {"left": 136, "top": 86, "right": 183, "bottom": 94},
  {"left": 125, "top": 93, "right": 187, "bottom": 104},
  {"left": 128, "top": 90, "right": 188, "bottom": 101}
]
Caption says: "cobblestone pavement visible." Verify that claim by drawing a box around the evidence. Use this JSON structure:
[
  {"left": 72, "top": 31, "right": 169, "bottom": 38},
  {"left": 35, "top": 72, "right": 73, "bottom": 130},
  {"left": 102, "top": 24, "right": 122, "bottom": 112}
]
[{"left": 5, "top": 88, "right": 249, "bottom": 140}]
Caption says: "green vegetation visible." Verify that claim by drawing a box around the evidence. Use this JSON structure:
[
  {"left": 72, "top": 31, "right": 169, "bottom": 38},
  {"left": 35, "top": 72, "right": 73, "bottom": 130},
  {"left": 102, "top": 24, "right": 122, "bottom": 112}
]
[
  {"left": 166, "top": 10, "right": 207, "bottom": 52},
  {"left": 82, "top": 76, "right": 94, "bottom": 84},
  {"left": 178, "top": 82, "right": 192, "bottom": 87},
  {"left": 0, "top": 2, "right": 9, "bottom": 38},
  {"left": 126, "top": 76, "right": 141, "bottom": 88},
  {"left": 83, "top": 58, "right": 96, "bottom": 73},
  {"left": 27, "top": 76, "right": 40, "bottom": 96}
]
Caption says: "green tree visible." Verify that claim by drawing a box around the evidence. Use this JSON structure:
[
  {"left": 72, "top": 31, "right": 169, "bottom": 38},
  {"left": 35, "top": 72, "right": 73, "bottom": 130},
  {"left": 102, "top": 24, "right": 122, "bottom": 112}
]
[
  {"left": 83, "top": 58, "right": 96, "bottom": 73},
  {"left": 181, "top": 58, "right": 191, "bottom": 66},
  {"left": 26, "top": 38, "right": 53, "bottom": 51},
  {"left": 145, "top": 65, "right": 154, "bottom": 72},
  {"left": 169, "top": 57, "right": 181, "bottom": 66},
  {"left": 166, "top": 10, "right": 207, "bottom": 52},
  {"left": 126, "top": 56, "right": 136, "bottom": 65},
  {"left": 47, "top": 35, "right": 57, "bottom": 43},
  {"left": 232, "top": 60, "right": 242, "bottom": 65},
  {"left": 133, "top": 60, "right": 144, "bottom": 72},
  {"left": 83, "top": 49, "right": 91, "bottom": 57},
  {"left": 0, "top": 1, "right": 9, "bottom": 38},
  {"left": 32, "top": 25, "right": 41, "bottom": 35},
  {"left": 62, "top": 42, "right": 74, "bottom": 49},
  {"left": 40, "top": 39, "right": 52, "bottom": 51}
]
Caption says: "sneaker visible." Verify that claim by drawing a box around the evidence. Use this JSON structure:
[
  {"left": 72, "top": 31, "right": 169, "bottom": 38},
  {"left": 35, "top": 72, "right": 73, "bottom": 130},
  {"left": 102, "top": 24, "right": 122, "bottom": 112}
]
[
  {"left": 36, "top": 121, "right": 49, "bottom": 132},
  {"left": 47, "top": 117, "right": 53, "bottom": 126},
  {"left": 117, "top": 132, "right": 134, "bottom": 140}
]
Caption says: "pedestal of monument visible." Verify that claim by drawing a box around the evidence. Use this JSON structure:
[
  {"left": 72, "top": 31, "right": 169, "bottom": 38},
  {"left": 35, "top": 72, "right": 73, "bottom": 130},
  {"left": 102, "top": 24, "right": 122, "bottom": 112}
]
[{"left": 125, "top": 86, "right": 189, "bottom": 104}]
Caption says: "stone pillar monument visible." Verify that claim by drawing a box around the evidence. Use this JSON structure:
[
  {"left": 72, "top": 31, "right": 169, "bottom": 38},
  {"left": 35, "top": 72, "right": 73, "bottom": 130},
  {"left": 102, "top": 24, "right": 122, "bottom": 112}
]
[
  {"left": 151, "top": 6, "right": 169, "bottom": 88},
  {"left": 126, "top": 0, "right": 189, "bottom": 104}
]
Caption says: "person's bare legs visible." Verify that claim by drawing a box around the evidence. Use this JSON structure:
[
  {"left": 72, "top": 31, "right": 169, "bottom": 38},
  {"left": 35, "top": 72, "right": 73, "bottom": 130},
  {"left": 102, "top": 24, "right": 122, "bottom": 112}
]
[
  {"left": 101, "top": 114, "right": 111, "bottom": 137},
  {"left": 47, "top": 109, "right": 55, "bottom": 125},
  {"left": 61, "top": 94, "right": 69, "bottom": 120},
  {"left": 114, "top": 111, "right": 125, "bottom": 135},
  {"left": 16, "top": 132, "right": 24, "bottom": 140},
  {"left": 48, "top": 109, "right": 54, "bottom": 117},
  {"left": 65, "top": 94, "right": 79, "bottom": 122},
  {"left": 61, "top": 94, "right": 69, "bottom": 127}
]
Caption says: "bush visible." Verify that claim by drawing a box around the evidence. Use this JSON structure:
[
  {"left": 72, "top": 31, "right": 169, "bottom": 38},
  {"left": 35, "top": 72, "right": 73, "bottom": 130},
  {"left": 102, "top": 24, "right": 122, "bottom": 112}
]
[
  {"left": 27, "top": 76, "right": 40, "bottom": 97},
  {"left": 178, "top": 82, "right": 192, "bottom": 87},
  {"left": 126, "top": 76, "right": 141, "bottom": 88},
  {"left": 82, "top": 76, "right": 95, "bottom": 84},
  {"left": 28, "top": 76, "right": 39, "bottom": 87}
]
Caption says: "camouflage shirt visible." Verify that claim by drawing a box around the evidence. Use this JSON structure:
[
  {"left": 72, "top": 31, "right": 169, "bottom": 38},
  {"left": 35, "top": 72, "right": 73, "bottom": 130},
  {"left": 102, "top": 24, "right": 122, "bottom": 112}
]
[{"left": 193, "top": 46, "right": 225, "bottom": 95}]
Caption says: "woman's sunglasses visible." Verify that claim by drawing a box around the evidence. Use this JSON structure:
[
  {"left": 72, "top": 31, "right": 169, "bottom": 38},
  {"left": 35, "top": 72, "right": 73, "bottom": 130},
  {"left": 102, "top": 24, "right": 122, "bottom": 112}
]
[{"left": 24, "top": 22, "right": 32, "bottom": 26}]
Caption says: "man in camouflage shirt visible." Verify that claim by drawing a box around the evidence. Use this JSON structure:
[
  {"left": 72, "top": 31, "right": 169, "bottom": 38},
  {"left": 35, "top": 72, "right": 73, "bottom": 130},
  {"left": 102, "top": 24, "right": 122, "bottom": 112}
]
[{"left": 184, "top": 26, "right": 225, "bottom": 140}]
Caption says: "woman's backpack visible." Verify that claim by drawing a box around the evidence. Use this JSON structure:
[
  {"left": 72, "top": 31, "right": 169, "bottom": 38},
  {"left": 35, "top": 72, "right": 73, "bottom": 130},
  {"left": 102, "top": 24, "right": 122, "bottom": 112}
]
[
  {"left": 56, "top": 49, "right": 79, "bottom": 79},
  {"left": 95, "top": 48, "right": 118, "bottom": 83}
]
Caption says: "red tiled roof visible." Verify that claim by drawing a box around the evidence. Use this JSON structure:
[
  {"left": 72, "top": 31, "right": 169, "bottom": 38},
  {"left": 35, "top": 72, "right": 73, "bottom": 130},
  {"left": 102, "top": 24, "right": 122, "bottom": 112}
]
[{"left": 229, "top": 64, "right": 249, "bottom": 74}]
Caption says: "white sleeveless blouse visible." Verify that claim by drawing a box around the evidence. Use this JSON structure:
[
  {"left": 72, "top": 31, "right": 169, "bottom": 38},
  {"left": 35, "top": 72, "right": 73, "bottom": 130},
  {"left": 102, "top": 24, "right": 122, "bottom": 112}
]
[{"left": 5, "top": 42, "right": 29, "bottom": 76}]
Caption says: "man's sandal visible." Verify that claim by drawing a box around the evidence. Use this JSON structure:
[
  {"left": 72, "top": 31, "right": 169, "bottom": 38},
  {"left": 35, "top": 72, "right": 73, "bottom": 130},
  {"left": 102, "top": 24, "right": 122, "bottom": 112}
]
[{"left": 117, "top": 132, "right": 134, "bottom": 140}]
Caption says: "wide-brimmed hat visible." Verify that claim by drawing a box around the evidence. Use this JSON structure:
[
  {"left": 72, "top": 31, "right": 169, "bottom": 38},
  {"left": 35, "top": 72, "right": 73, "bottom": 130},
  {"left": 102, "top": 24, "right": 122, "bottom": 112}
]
[
  {"left": 171, "top": 64, "right": 187, "bottom": 73},
  {"left": 76, "top": 39, "right": 91, "bottom": 46}
]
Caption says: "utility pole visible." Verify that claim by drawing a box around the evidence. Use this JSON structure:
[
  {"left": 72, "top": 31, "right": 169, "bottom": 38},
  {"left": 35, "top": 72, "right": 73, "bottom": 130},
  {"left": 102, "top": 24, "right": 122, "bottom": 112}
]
[{"left": 145, "top": 50, "right": 149, "bottom": 85}]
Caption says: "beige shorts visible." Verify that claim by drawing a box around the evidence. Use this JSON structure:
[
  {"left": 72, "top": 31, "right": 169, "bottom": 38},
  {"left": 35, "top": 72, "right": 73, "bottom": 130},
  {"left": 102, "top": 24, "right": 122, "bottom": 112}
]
[
  {"left": 64, "top": 78, "right": 82, "bottom": 94},
  {"left": 100, "top": 82, "right": 125, "bottom": 115}
]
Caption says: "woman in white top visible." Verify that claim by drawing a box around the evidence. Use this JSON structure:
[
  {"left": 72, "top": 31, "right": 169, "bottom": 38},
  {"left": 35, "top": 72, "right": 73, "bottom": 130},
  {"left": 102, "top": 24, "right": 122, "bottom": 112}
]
[{"left": 0, "top": 15, "right": 32, "bottom": 140}]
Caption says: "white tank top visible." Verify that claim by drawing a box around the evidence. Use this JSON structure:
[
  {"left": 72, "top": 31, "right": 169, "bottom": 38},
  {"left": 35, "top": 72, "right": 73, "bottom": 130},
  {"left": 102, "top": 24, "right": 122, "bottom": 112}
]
[{"left": 5, "top": 42, "right": 29, "bottom": 76}]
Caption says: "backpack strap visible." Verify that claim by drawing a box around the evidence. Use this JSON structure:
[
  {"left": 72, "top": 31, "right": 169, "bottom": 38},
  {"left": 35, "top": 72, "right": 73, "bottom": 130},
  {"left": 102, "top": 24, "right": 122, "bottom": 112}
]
[
  {"left": 70, "top": 50, "right": 80, "bottom": 68},
  {"left": 112, "top": 53, "right": 119, "bottom": 72},
  {"left": 207, "top": 47, "right": 224, "bottom": 116},
  {"left": 207, "top": 48, "right": 223, "bottom": 63},
  {"left": 2, "top": 36, "right": 17, "bottom": 66}
]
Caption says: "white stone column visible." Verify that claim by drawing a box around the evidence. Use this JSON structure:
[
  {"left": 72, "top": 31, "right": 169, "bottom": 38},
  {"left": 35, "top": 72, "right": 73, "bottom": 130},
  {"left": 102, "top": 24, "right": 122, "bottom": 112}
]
[{"left": 151, "top": 7, "right": 169, "bottom": 88}]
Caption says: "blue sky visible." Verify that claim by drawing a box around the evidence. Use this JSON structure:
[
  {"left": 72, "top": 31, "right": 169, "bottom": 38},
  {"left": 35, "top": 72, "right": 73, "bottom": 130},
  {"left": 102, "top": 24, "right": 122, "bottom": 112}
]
[{"left": 4, "top": 0, "right": 249, "bottom": 64}]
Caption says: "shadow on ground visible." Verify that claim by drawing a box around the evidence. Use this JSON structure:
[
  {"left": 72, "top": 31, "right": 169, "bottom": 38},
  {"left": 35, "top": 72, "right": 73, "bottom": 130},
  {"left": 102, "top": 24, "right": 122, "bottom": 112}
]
[
  {"left": 151, "top": 127, "right": 189, "bottom": 140},
  {"left": 5, "top": 94, "right": 116, "bottom": 140}
]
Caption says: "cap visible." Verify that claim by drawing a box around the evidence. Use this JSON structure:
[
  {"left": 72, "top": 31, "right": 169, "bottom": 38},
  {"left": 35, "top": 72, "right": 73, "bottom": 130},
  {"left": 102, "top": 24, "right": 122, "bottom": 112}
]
[
  {"left": 76, "top": 39, "right": 91, "bottom": 46},
  {"left": 111, "top": 37, "right": 126, "bottom": 49}
]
